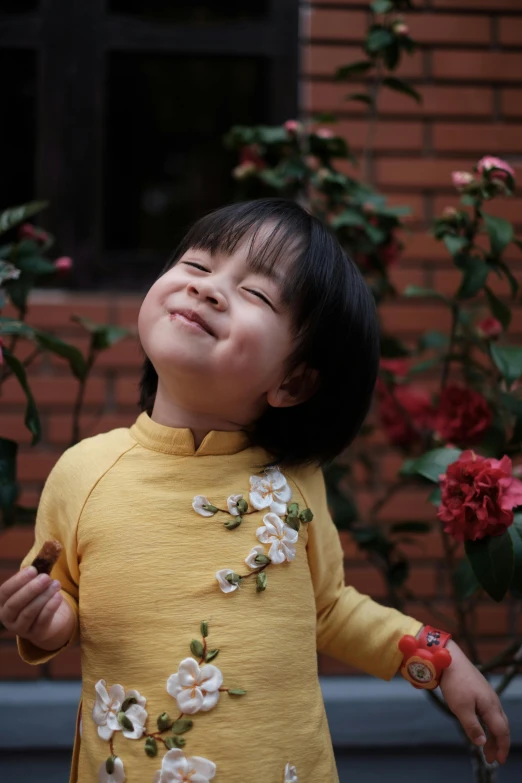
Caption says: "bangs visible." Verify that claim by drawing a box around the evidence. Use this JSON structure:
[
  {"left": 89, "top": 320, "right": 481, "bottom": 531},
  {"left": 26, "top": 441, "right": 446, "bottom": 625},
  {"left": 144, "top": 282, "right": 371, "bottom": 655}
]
[{"left": 166, "top": 199, "right": 311, "bottom": 309}]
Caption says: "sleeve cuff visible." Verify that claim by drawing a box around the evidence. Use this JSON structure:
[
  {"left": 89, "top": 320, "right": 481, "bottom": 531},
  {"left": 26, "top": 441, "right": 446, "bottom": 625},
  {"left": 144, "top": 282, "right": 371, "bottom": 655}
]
[{"left": 17, "top": 590, "right": 79, "bottom": 665}]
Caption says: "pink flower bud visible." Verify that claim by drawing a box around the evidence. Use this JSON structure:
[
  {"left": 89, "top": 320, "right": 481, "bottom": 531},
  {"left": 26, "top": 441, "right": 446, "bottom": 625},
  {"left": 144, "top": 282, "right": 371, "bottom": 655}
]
[
  {"left": 393, "top": 22, "right": 409, "bottom": 36},
  {"left": 476, "top": 316, "right": 503, "bottom": 339},
  {"left": 315, "top": 128, "right": 334, "bottom": 139},
  {"left": 442, "top": 206, "right": 459, "bottom": 220},
  {"left": 476, "top": 155, "right": 515, "bottom": 183},
  {"left": 18, "top": 223, "right": 38, "bottom": 240},
  {"left": 284, "top": 119, "right": 302, "bottom": 134},
  {"left": 232, "top": 161, "right": 258, "bottom": 180},
  {"left": 451, "top": 171, "right": 475, "bottom": 190},
  {"left": 54, "top": 256, "right": 73, "bottom": 272}
]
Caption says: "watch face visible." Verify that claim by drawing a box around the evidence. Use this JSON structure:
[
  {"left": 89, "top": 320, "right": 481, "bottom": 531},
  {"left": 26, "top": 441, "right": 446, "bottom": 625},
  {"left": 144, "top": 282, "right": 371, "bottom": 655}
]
[{"left": 408, "top": 660, "right": 434, "bottom": 684}]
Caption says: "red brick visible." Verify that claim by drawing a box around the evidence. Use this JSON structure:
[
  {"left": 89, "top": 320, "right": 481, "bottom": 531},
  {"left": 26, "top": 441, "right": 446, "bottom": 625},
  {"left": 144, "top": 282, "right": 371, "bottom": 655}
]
[
  {"left": 474, "top": 605, "right": 510, "bottom": 636},
  {"left": 47, "top": 412, "right": 136, "bottom": 445},
  {"left": 346, "top": 565, "right": 387, "bottom": 598},
  {"left": 432, "top": 51, "right": 522, "bottom": 82},
  {"left": 306, "top": 83, "right": 494, "bottom": 118},
  {"left": 115, "top": 376, "right": 142, "bottom": 407},
  {"left": 501, "top": 89, "right": 522, "bottom": 118},
  {"left": 0, "top": 645, "right": 42, "bottom": 679},
  {"left": 405, "top": 13, "right": 491, "bottom": 45},
  {"left": 477, "top": 641, "right": 514, "bottom": 668},
  {"left": 357, "top": 488, "right": 437, "bottom": 522},
  {"left": 325, "top": 119, "right": 424, "bottom": 151},
  {"left": 340, "top": 530, "right": 366, "bottom": 562},
  {"left": 115, "top": 297, "right": 142, "bottom": 327},
  {"left": 48, "top": 644, "right": 82, "bottom": 679},
  {"left": 1, "top": 376, "right": 107, "bottom": 407},
  {"left": 17, "top": 452, "right": 59, "bottom": 483},
  {"left": 433, "top": 195, "right": 522, "bottom": 226},
  {"left": 95, "top": 338, "right": 142, "bottom": 369},
  {"left": 499, "top": 17, "right": 522, "bottom": 46},
  {"left": 386, "top": 194, "right": 425, "bottom": 222},
  {"left": 380, "top": 303, "right": 452, "bottom": 333},
  {"left": 388, "top": 266, "right": 427, "bottom": 294},
  {"left": 434, "top": 0, "right": 522, "bottom": 8},
  {"left": 0, "top": 414, "right": 35, "bottom": 445},
  {"left": 406, "top": 567, "right": 438, "bottom": 598},
  {"left": 376, "top": 158, "right": 476, "bottom": 189},
  {"left": 404, "top": 601, "right": 458, "bottom": 631},
  {"left": 304, "top": 45, "right": 423, "bottom": 78},
  {"left": 433, "top": 124, "right": 522, "bottom": 154},
  {"left": 17, "top": 489, "right": 41, "bottom": 508},
  {"left": 24, "top": 296, "right": 110, "bottom": 330},
  {"left": 0, "top": 528, "right": 34, "bottom": 560},
  {"left": 402, "top": 233, "right": 444, "bottom": 261},
  {"left": 397, "top": 532, "right": 446, "bottom": 561},
  {"left": 309, "top": 9, "right": 367, "bottom": 41}
]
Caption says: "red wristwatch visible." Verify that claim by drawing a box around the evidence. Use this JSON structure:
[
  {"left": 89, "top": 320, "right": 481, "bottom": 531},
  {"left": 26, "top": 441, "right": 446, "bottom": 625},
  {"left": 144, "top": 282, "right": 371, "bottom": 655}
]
[{"left": 399, "top": 625, "right": 452, "bottom": 690}]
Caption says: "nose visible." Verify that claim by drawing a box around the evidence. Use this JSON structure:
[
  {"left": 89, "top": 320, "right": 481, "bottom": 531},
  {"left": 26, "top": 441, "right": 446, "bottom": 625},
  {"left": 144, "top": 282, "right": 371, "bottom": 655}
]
[{"left": 187, "top": 279, "right": 227, "bottom": 311}]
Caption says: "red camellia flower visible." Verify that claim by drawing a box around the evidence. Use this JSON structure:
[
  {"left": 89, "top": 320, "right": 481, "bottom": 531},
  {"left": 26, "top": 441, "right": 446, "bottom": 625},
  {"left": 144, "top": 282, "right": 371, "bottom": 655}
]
[
  {"left": 380, "top": 358, "right": 409, "bottom": 378},
  {"left": 434, "top": 385, "right": 492, "bottom": 446},
  {"left": 378, "top": 235, "right": 402, "bottom": 267},
  {"left": 438, "top": 450, "right": 522, "bottom": 542},
  {"left": 18, "top": 223, "right": 49, "bottom": 244},
  {"left": 54, "top": 256, "right": 73, "bottom": 272},
  {"left": 477, "top": 155, "right": 515, "bottom": 184},
  {"left": 476, "top": 316, "right": 503, "bottom": 339},
  {"left": 377, "top": 384, "right": 434, "bottom": 448}
]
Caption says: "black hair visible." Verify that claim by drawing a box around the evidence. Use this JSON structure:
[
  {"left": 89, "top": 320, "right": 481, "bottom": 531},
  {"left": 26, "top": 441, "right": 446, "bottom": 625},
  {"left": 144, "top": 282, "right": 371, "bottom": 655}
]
[{"left": 139, "top": 198, "right": 380, "bottom": 468}]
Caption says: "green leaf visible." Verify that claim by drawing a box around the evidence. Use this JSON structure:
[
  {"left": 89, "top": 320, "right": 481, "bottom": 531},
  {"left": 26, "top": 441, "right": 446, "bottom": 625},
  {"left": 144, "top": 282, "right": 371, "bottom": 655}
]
[
  {"left": 346, "top": 93, "right": 373, "bottom": 105},
  {"left": 371, "top": 0, "right": 394, "bottom": 12},
  {"left": 0, "top": 201, "right": 48, "bottom": 237},
  {"left": 15, "top": 255, "right": 56, "bottom": 276},
  {"left": 382, "top": 76, "right": 422, "bottom": 103},
  {"left": 0, "top": 317, "right": 34, "bottom": 338},
  {"left": 383, "top": 40, "right": 401, "bottom": 71},
  {"left": 453, "top": 558, "right": 480, "bottom": 601},
  {"left": 497, "top": 261, "right": 519, "bottom": 299},
  {"left": 508, "top": 526, "right": 522, "bottom": 595},
  {"left": 71, "top": 316, "right": 129, "bottom": 351},
  {"left": 408, "top": 357, "right": 442, "bottom": 375},
  {"left": 336, "top": 61, "right": 373, "bottom": 80},
  {"left": 330, "top": 209, "right": 366, "bottom": 230},
  {"left": 483, "top": 213, "right": 514, "bottom": 257},
  {"left": 484, "top": 286, "right": 512, "bottom": 330},
  {"left": 0, "top": 438, "right": 18, "bottom": 512},
  {"left": 366, "top": 27, "right": 395, "bottom": 54},
  {"left": 3, "top": 352, "right": 41, "bottom": 444},
  {"left": 391, "top": 521, "right": 431, "bottom": 534},
  {"left": 456, "top": 261, "right": 489, "bottom": 300},
  {"left": 418, "top": 330, "right": 449, "bottom": 350},
  {"left": 402, "top": 285, "right": 449, "bottom": 304},
  {"left": 34, "top": 331, "right": 87, "bottom": 381},
  {"left": 443, "top": 235, "right": 468, "bottom": 258},
  {"left": 312, "top": 112, "right": 337, "bottom": 123},
  {"left": 490, "top": 343, "right": 522, "bottom": 386},
  {"left": 380, "top": 334, "right": 410, "bottom": 358},
  {"left": 387, "top": 559, "right": 409, "bottom": 587},
  {"left": 428, "top": 486, "right": 442, "bottom": 507},
  {"left": 465, "top": 533, "right": 514, "bottom": 602},
  {"left": 409, "top": 448, "right": 462, "bottom": 483}
]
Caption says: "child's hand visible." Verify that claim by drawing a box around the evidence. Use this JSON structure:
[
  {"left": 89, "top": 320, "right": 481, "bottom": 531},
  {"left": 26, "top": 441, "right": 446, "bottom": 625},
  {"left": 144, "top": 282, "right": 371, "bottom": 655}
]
[
  {"left": 440, "top": 640, "right": 510, "bottom": 765},
  {"left": 0, "top": 565, "right": 75, "bottom": 651}
]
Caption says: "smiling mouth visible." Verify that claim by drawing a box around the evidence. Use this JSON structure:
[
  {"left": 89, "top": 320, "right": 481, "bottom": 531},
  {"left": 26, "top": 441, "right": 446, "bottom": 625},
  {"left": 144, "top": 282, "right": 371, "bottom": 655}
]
[{"left": 169, "top": 310, "right": 214, "bottom": 336}]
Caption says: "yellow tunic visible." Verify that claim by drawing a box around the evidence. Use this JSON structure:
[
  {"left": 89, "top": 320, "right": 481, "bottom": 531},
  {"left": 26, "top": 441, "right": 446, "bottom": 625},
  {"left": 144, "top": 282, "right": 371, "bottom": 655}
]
[{"left": 18, "top": 413, "right": 422, "bottom": 783}]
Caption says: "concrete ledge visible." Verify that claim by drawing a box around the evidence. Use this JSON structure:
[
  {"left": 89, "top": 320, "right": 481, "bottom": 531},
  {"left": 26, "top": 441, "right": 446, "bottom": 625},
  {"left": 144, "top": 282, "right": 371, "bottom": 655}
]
[{"left": 1, "top": 677, "right": 521, "bottom": 750}]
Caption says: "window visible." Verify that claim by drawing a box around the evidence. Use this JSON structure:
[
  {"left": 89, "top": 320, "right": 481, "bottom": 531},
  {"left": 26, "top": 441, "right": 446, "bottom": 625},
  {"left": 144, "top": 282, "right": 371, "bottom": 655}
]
[{"left": 0, "top": 0, "right": 298, "bottom": 290}]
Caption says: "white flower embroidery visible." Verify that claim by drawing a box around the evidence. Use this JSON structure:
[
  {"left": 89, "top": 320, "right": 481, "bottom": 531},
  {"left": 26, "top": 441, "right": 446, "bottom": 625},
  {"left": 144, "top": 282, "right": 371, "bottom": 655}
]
[
  {"left": 256, "top": 513, "right": 298, "bottom": 564},
  {"left": 216, "top": 568, "right": 240, "bottom": 593},
  {"left": 284, "top": 763, "right": 298, "bottom": 782},
  {"left": 167, "top": 658, "right": 223, "bottom": 715},
  {"left": 192, "top": 495, "right": 215, "bottom": 517},
  {"left": 98, "top": 756, "right": 126, "bottom": 783},
  {"left": 227, "top": 493, "right": 243, "bottom": 516},
  {"left": 244, "top": 545, "right": 266, "bottom": 570},
  {"left": 154, "top": 748, "right": 216, "bottom": 783},
  {"left": 92, "top": 680, "right": 148, "bottom": 740},
  {"left": 249, "top": 469, "right": 292, "bottom": 515}
]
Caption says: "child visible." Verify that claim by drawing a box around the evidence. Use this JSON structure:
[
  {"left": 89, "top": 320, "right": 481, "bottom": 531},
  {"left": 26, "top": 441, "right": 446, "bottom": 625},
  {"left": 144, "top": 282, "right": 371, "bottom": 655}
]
[{"left": 0, "top": 199, "right": 510, "bottom": 782}]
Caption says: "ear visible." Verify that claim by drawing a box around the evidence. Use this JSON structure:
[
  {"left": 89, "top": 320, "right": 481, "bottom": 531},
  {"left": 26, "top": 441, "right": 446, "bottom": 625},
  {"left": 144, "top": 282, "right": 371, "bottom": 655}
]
[{"left": 267, "top": 363, "right": 320, "bottom": 409}]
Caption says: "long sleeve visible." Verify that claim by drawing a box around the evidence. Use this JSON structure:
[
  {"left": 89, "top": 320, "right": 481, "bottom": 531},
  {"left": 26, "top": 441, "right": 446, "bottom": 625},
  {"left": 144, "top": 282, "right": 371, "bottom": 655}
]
[
  {"left": 17, "top": 451, "right": 81, "bottom": 665},
  {"left": 290, "top": 466, "right": 423, "bottom": 681}
]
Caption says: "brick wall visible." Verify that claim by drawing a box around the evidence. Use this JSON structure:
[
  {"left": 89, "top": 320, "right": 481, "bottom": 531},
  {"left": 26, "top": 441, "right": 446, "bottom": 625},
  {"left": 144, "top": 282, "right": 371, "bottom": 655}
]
[{"left": 1, "top": 0, "right": 522, "bottom": 679}]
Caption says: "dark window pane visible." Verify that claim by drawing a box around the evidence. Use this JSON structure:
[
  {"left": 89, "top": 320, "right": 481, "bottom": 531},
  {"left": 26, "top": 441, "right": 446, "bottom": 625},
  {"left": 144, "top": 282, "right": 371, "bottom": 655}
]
[
  {"left": 109, "top": 0, "right": 268, "bottom": 23},
  {"left": 0, "top": 1, "right": 39, "bottom": 11},
  {"left": 0, "top": 50, "right": 36, "bottom": 211},
  {"left": 103, "top": 53, "right": 268, "bottom": 287}
]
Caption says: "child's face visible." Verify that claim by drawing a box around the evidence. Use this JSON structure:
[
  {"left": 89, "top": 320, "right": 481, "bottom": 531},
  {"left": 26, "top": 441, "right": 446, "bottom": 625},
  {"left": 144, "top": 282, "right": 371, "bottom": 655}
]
[{"left": 138, "top": 238, "right": 300, "bottom": 423}]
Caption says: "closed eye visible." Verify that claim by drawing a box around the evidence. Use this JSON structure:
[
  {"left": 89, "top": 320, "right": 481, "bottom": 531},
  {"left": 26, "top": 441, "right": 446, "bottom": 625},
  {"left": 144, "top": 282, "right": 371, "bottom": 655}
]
[
  {"left": 182, "top": 262, "right": 210, "bottom": 272},
  {"left": 245, "top": 289, "right": 273, "bottom": 308}
]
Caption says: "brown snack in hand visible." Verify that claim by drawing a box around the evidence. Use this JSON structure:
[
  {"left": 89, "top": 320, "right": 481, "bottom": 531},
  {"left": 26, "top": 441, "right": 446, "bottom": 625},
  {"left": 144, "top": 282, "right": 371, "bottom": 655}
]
[{"left": 31, "top": 539, "right": 63, "bottom": 575}]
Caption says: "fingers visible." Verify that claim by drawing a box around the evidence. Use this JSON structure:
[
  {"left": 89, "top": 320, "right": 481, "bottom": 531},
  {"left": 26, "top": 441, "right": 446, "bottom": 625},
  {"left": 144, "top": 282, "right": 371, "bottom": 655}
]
[
  {"left": 0, "top": 571, "right": 62, "bottom": 636},
  {"left": 27, "top": 590, "right": 63, "bottom": 639},
  {"left": 0, "top": 566, "right": 38, "bottom": 605},
  {"left": 479, "top": 702, "right": 511, "bottom": 765}
]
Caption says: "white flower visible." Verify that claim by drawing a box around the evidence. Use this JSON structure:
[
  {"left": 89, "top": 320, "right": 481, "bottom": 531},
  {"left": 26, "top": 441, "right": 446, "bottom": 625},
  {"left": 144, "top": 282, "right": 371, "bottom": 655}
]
[
  {"left": 92, "top": 680, "right": 148, "bottom": 740},
  {"left": 245, "top": 545, "right": 266, "bottom": 570},
  {"left": 216, "top": 568, "right": 240, "bottom": 593},
  {"left": 227, "top": 493, "right": 243, "bottom": 516},
  {"left": 98, "top": 756, "right": 126, "bottom": 783},
  {"left": 256, "top": 513, "right": 298, "bottom": 565},
  {"left": 167, "top": 658, "right": 223, "bottom": 715},
  {"left": 284, "top": 763, "right": 298, "bottom": 783},
  {"left": 249, "top": 469, "right": 292, "bottom": 515},
  {"left": 192, "top": 495, "right": 215, "bottom": 517},
  {"left": 154, "top": 748, "right": 216, "bottom": 783}
]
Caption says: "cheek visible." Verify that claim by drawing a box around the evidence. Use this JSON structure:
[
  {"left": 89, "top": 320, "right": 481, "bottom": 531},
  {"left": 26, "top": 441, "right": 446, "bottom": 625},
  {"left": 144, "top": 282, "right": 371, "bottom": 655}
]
[{"left": 226, "top": 315, "right": 293, "bottom": 375}]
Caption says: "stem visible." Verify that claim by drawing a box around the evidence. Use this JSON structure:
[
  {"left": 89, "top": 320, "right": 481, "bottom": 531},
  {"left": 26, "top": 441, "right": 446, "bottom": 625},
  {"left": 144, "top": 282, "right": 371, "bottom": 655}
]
[
  {"left": 496, "top": 642, "right": 522, "bottom": 696},
  {"left": 470, "top": 745, "right": 499, "bottom": 783},
  {"left": 440, "top": 528, "right": 480, "bottom": 665},
  {"left": 400, "top": 587, "right": 457, "bottom": 630},
  {"left": 441, "top": 303, "right": 459, "bottom": 390},
  {"left": 0, "top": 346, "right": 41, "bottom": 384},
  {"left": 71, "top": 346, "right": 96, "bottom": 445},
  {"left": 478, "top": 637, "right": 522, "bottom": 674},
  {"left": 240, "top": 563, "right": 269, "bottom": 580}
]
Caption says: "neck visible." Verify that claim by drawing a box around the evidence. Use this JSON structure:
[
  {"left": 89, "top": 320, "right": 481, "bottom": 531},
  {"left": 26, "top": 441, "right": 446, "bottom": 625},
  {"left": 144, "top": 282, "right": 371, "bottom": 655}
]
[{"left": 151, "top": 383, "right": 245, "bottom": 448}]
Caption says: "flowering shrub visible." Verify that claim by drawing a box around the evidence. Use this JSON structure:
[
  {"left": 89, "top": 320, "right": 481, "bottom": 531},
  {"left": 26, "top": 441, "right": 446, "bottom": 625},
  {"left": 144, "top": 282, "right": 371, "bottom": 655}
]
[{"left": 0, "top": 201, "right": 129, "bottom": 530}]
